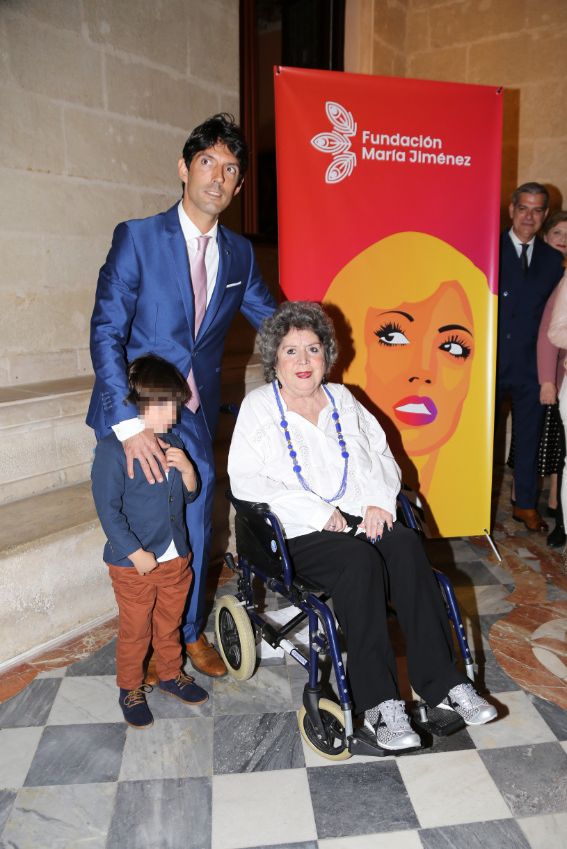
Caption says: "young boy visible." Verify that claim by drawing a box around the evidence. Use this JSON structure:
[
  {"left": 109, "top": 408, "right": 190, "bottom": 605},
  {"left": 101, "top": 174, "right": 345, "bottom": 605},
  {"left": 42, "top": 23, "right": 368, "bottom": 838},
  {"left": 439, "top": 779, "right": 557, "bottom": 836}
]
[{"left": 91, "top": 354, "right": 208, "bottom": 728}]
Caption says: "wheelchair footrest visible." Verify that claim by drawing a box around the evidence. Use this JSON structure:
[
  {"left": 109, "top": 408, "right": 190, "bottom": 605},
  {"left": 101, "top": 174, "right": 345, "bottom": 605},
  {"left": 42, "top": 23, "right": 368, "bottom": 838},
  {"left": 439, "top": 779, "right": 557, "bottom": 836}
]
[
  {"left": 348, "top": 727, "right": 388, "bottom": 757},
  {"left": 410, "top": 705, "right": 465, "bottom": 737}
]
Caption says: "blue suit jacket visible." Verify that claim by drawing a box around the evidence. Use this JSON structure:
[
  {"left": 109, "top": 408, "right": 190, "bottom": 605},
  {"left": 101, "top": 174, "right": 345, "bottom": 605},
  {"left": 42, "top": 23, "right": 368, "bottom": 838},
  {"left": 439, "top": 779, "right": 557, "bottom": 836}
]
[
  {"left": 91, "top": 432, "right": 198, "bottom": 567},
  {"left": 87, "top": 203, "right": 276, "bottom": 439},
  {"left": 498, "top": 232, "right": 564, "bottom": 385}
]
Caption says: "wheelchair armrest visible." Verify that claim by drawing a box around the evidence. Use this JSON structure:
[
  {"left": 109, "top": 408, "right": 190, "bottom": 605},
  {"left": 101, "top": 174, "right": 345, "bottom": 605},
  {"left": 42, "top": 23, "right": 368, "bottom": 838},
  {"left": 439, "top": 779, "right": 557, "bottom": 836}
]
[
  {"left": 226, "top": 488, "right": 270, "bottom": 516},
  {"left": 397, "top": 490, "right": 421, "bottom": 532},
  {"left": 229, "top": 488, "right": 419, "bottom": 535}
]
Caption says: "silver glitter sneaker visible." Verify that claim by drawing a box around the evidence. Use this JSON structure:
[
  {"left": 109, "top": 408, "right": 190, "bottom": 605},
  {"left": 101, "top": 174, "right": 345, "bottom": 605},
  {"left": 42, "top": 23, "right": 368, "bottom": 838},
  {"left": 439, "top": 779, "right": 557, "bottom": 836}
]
[
  {"left": 364, "top": 699, "right": 421, "bottom": 751},
  {"left": 437, "top": 683, "right": 497, "bottom": 725}
]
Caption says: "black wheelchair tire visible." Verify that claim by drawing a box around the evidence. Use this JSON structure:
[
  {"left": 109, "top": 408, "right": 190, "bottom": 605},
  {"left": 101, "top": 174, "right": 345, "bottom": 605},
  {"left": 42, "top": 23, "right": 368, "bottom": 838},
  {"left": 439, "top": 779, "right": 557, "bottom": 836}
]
[
  {"left": 214, "top": 595, "right": 256, "bottom": 681},
  {"left": 297, "top": 699, "right": 351, "bottom": 761}
]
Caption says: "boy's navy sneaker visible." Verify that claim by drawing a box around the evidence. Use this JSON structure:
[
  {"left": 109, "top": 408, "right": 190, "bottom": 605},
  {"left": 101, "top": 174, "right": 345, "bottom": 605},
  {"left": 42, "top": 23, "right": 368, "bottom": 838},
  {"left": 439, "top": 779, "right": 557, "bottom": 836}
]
[
  {"left": 119, "top": 685, "right": 154, "bottom": 728},
  {"left": 159, "top": 671, "right": 209, "bottom": 705}
]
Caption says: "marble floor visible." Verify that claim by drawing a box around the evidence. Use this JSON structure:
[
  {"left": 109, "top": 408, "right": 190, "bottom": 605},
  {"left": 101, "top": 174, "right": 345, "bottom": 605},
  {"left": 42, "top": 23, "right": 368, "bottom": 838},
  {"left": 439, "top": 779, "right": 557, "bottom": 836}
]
[{"left": 1, "top": 468, "right": 567, "bottom": 849}]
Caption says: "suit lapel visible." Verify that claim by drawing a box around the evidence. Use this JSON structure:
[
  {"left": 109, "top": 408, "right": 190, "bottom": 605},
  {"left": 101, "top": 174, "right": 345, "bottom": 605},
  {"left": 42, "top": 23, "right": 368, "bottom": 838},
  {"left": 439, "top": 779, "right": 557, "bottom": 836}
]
[
  {"left": 160, "top": 433, "right": 178, "bottom": 496},
  {"left": 163, "top": 204, "right": 195, "bottom": 342},
  {"left": 503, "top": 231, "right": 522, "bottom": 272},
  {"left": 529, "top": 238, "right": 543, "bottom": 277},
  {"left": 197, "top": 226, "right": 232, "bottom": 341},
  {"left": 167, "top": 465, "right": 176, "bottom": 498}
]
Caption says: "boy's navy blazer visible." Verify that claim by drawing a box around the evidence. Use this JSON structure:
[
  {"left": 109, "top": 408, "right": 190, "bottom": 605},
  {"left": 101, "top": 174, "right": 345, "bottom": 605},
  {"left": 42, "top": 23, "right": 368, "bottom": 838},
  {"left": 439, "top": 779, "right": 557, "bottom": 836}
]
[
  {"left": 498, "top": 232, "right": 564, "bottom": 383},
  {"left": 91, "top": 432, "right": 198, "bottom": 567},
  {"left": 86, "top": 204, "right": 276, "bottom": 440}
]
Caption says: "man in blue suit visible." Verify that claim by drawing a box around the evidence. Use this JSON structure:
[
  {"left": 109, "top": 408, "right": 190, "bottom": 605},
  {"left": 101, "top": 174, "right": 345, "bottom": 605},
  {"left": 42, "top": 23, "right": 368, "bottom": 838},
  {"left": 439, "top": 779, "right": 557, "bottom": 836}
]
[
  {"left": 497, "top": 181, "right": 564, "bottom": 532},
  {"left": 88, "top": 114, "right": 276, "bottom": 676}
]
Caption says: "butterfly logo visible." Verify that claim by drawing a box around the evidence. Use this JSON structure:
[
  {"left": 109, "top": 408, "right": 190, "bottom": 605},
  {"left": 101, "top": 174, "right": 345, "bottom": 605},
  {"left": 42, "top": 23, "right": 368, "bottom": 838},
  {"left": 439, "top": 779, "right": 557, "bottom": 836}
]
[{"left": 311, "top": 102, "right": 357, "bottom": 184}]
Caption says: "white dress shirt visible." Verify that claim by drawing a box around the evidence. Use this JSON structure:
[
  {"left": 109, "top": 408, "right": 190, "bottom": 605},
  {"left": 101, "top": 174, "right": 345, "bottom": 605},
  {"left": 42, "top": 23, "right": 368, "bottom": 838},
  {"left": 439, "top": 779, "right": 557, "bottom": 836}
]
[
  {"left": 228, "top": 383, "right": 402, "bottom": 539},
  {"left": 113, "top": 202, "right": 219, "bottom": 441},
  {"left": 508, "top": 228, "right": 535, "bottom": 265}
]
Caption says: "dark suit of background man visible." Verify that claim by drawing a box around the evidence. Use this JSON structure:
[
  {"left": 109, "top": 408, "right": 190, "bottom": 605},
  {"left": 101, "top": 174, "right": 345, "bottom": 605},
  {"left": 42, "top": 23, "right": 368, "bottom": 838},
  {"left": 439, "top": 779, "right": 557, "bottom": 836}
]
[
  {"left": 87, "top": 114, "right": 277, "bottom": 677},
  {"left": 497, "top": 181, "right": 564, "bottom": 532}
]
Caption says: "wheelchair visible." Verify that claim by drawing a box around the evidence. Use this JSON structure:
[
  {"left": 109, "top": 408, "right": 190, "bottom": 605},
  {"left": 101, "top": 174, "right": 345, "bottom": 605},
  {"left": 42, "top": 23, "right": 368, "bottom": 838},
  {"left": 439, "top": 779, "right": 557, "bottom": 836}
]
[{"left": 215, "top": 489, "right": 475, "bottom": 760}]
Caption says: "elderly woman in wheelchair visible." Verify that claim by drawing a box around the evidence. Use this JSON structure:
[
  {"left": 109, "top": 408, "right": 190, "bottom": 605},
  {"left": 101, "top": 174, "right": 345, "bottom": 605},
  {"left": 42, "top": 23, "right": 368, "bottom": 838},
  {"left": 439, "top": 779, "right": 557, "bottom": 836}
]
[{"left": 223, "top": 301, "right": 496, "bottom": 757}]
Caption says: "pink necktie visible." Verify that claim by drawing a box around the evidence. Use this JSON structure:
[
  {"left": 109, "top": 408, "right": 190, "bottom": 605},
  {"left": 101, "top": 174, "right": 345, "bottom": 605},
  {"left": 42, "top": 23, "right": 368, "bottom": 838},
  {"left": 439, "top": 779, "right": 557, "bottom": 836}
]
[{"left": 187, "top": 235, "right": 210, "bottom": 413}]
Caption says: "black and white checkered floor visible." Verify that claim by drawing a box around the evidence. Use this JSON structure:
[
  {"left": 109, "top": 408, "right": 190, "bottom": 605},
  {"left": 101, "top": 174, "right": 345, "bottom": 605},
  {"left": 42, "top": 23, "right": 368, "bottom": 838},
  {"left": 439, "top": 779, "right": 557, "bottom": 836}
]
[{"left": 1, "top": 536, "right": 567, "bottom": 849}]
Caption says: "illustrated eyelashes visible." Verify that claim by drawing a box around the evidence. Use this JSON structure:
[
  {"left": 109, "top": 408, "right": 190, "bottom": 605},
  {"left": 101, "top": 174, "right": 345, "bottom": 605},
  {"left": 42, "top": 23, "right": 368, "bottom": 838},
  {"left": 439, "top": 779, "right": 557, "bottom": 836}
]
[
  {"left": 374, "top": 321, "right": 405, "bottom": 345},
  {"left": 441, "top": 334, "right": 472, "bottom": 359},
  {"left": 374, "top": 325, "right": 471, "bottom": 359}
]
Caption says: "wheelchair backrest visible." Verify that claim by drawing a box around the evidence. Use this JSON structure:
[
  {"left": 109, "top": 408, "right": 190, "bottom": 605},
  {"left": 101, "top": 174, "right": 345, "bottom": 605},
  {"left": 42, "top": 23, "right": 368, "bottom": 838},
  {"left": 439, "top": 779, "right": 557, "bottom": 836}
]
[{"left": 231, "top": 496, "right": 286, "bottom": 580}]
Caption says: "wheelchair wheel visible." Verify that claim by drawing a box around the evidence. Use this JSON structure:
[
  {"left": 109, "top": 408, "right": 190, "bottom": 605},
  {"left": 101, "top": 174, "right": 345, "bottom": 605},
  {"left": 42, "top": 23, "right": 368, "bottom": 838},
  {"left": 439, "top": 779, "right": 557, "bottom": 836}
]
[
  {"left": 214, "top": 595, "right": 256, "bottom": 681},
  {"left": 298, "top": 698, "right": 351, "bottom": 761}
]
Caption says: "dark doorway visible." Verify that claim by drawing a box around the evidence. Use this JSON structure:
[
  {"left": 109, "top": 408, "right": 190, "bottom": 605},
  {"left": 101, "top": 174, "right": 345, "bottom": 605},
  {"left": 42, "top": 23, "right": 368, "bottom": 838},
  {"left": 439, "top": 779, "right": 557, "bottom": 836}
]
[{"left": 240, "top": 0, "right": 345, "bottom": 240}]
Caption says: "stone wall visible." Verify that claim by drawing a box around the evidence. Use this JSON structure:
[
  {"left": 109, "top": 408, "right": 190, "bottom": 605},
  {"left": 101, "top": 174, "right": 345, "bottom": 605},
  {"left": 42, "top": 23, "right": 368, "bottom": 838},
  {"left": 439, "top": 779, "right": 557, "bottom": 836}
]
[
  {"left": 345, "top": 0, "right": 567, "bottom": 208},
  {"left": 0, "top": 0, "right": 239, "bottom": 387},
  {"left": 345, "top": 0, "right": 407, "bottom": 77}
]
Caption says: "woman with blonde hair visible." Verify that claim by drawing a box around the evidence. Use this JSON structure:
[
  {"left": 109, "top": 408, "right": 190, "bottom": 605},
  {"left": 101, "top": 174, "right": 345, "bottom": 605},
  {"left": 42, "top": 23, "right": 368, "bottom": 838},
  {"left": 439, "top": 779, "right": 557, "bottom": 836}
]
[{"left": 324, "top": 232, "right": 497, "bottom": 537}]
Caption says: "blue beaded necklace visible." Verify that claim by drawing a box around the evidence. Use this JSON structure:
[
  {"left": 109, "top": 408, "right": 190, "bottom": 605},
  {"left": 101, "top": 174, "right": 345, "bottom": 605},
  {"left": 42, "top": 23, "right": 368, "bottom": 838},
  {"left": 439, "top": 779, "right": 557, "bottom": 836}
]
[{"left": 272, "top": 379, "right": 349, "bottom": 503}]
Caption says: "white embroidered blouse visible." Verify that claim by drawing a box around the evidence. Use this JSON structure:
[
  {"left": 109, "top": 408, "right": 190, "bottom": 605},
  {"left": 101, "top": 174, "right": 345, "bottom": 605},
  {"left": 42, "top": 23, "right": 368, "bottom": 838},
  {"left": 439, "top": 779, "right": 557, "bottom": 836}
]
[{"left": 228, "top": 382, "right": 401, "bottom": 539}]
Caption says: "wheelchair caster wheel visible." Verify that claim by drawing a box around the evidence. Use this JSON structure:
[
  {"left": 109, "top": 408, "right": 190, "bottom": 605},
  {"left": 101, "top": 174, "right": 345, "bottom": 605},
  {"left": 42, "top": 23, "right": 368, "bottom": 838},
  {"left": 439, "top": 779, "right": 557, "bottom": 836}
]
[
  {"left": 297, "top": 698, "right": 351, "bottom": 761},
  {"left": 214, "top": 595, "right": 256, "bottom": 681}
]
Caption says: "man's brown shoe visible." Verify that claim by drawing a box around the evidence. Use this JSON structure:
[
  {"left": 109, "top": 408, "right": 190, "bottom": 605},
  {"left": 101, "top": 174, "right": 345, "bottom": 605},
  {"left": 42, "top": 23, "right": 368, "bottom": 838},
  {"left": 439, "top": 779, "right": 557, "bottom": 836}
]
[
  {"left": 185, "top": 634, "right": 227, "bottom": 677},
  {"left": 512, "top": 507, "right": 548, "bottom": 532},
  {"left": 143, "top": 653, "right": 159, "bottom": 686}
]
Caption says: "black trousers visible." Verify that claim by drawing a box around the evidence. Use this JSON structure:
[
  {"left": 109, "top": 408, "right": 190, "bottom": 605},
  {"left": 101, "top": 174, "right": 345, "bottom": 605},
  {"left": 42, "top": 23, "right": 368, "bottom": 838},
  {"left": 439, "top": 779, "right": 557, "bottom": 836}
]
[
  {"left": 288, "top": 522, "right": 466, "bottom": 713},
  {"left": 496, "top": 379, "right": 545, "bottom": 508}
]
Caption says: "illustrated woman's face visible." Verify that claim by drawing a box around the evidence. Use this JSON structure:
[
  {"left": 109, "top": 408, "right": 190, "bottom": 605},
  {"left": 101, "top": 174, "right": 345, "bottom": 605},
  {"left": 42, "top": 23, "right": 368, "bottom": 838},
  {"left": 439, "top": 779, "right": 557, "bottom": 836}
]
[
  {"left": 365, "top": 281, "right": 474, "bottom": 456},
  {"left": 545, "top": 222, "right": 567, "bottom": 257}
]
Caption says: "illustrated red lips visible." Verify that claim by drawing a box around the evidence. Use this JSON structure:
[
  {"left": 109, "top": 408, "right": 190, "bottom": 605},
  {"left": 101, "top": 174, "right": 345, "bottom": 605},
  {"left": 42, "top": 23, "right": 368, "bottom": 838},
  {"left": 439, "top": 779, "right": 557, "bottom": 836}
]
[{"left": 394, "top": 395, "right": 438, "bottom": 426}]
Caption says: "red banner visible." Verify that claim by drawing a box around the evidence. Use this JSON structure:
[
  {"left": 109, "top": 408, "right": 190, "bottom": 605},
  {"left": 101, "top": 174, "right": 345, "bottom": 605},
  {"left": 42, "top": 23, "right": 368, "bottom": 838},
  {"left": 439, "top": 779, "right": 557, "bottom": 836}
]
[{"left": 275, "top": 67, "right": 502, "bottom": 537}]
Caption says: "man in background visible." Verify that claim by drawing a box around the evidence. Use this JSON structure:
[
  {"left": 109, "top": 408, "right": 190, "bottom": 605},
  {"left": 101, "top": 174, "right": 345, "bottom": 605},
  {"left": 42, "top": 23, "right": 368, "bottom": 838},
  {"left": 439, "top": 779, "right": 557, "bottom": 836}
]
[{"left": 497, "top": 181, "right": 564, "bottom": 531}]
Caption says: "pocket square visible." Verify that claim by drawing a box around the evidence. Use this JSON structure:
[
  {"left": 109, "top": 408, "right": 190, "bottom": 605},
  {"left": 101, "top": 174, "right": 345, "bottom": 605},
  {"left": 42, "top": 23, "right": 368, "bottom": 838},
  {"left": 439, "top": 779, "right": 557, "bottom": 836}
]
[{"left": 226, "top": 281, "right": 242, "bottom": 288}]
